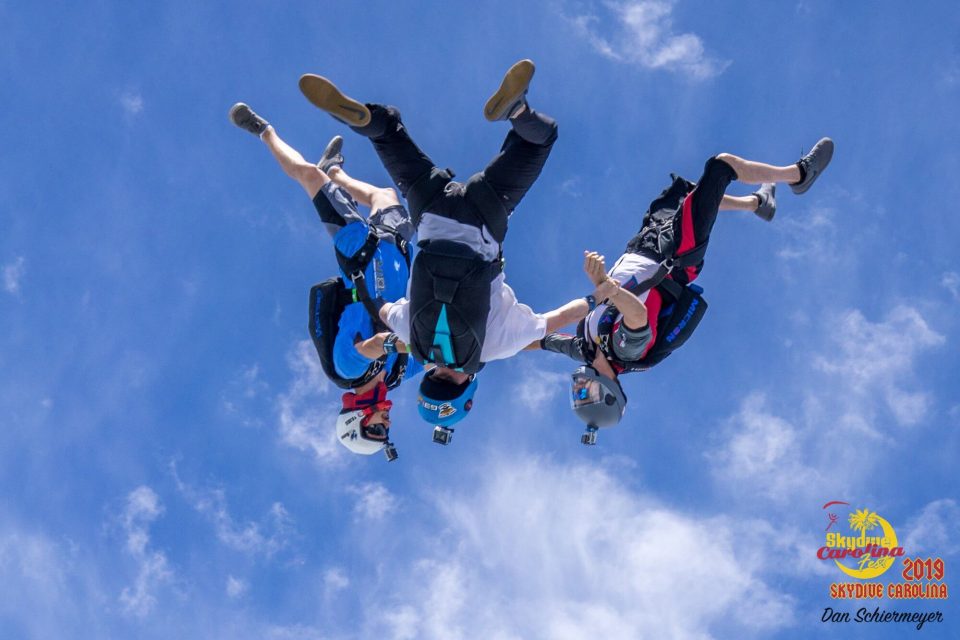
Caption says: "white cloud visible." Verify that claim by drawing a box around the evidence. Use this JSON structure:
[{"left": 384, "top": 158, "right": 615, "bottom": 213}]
[
  {"left": 264, "top": 624, "right": 329, "bottom": 640},
  {"left": 118, "top": 486, "right": 174, "bottom": 617},
  {"left": 559, "top": 176, "right": 583, "bottom": 198},
  {"left": 942, "top": 271, "right": 960, "bottom": 301},
  {"left": 349, "top": 482, "right": 399, "bottom": 522},
  {"left": 171, "top": 463, "right": 296, "bottom": 558},
  {"left": 813, "top": 306, "right": 944, "bottom": 426},
  {"left": 708, "top": 393, "right": 819, "bottom": 504},
  {"left": 277, "top": 340, "right": 342, "bottom": 464},
  {"left": 226, "top": 575, "right": 249, "bottom": 598},
  {"left": 359, "top": 457, "right": 794, "bottom": 640},
  {"left": 568, "top": 1, "right": 729, "bottom": 79},
  {"left": 119, "top": 90, "right": 144, "bottom": 116},
  {"left": 3, "top": 256, "right": 25, "bottom": 294},
  {"left": 222, "top": 363, "right": 270, "bottom": 427},
  {"left": 323, "top": 567, "right": 349, "bottom": 594},
  {"left": 0, "top": 528, "right": 103, "bottom": 638},
  {"left": 903, "top": 499, "right": 960, "bottom": 556},
  {"left": 512, "top": 359, "right": 569, "bottom": 412},
  {"left": 775, "top": 204, "right": 841, "bottom": 264},
  {"left": 711, "top": 305, "right": 944, "bottom": 503}
]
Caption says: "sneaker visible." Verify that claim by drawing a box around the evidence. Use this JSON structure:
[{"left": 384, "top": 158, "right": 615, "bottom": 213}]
[
  {"left": 229, "top": 103, "right": 270, "bottom": 136},
  {"left": 317, "top": 135, "right": 344, "bottom": 174},
  {"left": 299, "top": 75, "right": 371, "bottom": 127},
  {"left": 752, "top": 183, "right": 777, "bottom": 221},
  {"left": 790, "top": 137, "right": 834, "bottom": 194},
  {"left": 483, "top": 59, "right": 535, "bottom": 122}
]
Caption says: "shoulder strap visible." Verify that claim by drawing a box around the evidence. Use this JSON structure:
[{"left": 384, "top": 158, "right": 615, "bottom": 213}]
[
  {"left": 335, "top": 228, "right": 380, "bottom": 278},
  {"left": 349, "top": 271, "right": 389, "bottom": 332}
]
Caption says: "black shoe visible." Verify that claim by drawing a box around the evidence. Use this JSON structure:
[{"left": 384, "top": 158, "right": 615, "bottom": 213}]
[
  {"left": 752, "top": 183, "right": 777, "bottom": 221},
  {"left": 299, "top": 75, "right": 371, "bottom": 127},
  {"left": 483, "top": 59, "right": 535, "bottom": 122},
  {"left": 229, "top": 103, "right": 270, "bottom": 136},
  {"left": 317, "top": 135, "right": 344, "bottom": 173},
  {"left": 791, "top": 137, "right": 834, "bottom": 194}
]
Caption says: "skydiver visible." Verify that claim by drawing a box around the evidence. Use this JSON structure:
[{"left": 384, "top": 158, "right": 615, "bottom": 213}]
[
  {"left": 229, "top": 104, "right": 423, "bottom": 460},
  {"left": 298, "top": 60, "right": 588, "bottom": 442},
  {"left": 531, "top": 139, "right": 835, "bottom": 442}
]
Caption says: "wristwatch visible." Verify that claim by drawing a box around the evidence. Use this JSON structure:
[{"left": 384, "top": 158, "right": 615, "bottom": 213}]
[
  {"left": 584, "top": 294, "right": 597, "bottom": 311},
  {"left": 383, "top": 333, "right": 400, "bottom": 354}
]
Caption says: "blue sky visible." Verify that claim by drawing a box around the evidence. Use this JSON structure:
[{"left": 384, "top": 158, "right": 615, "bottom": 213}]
[{"left": 2, "top": 0, "right": 959, "bottom": 638}]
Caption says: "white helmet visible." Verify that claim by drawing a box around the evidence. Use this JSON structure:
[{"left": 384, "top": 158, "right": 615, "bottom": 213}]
[{"left": 336, "top": 409, "right": 397, "bottom": 460}]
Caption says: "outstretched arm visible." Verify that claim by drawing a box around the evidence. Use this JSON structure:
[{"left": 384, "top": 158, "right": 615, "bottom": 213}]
[{"left": 542, "top": 298, "right": 590, "bottom": 334}]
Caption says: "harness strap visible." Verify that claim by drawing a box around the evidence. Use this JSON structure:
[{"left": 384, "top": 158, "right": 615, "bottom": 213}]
[
  {"left": 335, "top": 228, "right": 380, "bottom": 276},
  {"left": 350, "top": 271, "right": 389, "bottom": 332}
]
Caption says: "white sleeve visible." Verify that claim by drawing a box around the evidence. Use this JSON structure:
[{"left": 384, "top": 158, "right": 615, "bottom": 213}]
[
  {"left": 480, "top": 278, "right": 547, "bottom": 362},
  {"left": 384, "top": 298, "right": 411, "bottom": 344}
]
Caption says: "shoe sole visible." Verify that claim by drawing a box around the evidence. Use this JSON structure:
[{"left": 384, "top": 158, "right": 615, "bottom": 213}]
[
  {"left": 791, "top": 137, "right": 834, "bottom": 194},
  {"left": 228, "top": 102, "right": 249, "bottom": 126},
  {"left": 299, "top": 75, "right": 371, "bottom": 127},
  {"left": 483, "top": 59, "right": 535, "bottom": 121},
  {"left": 318, "top": 135, "right": 344, "bottom": 171}
]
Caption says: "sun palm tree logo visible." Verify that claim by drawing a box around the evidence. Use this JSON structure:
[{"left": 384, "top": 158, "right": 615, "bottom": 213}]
[
  {"left": 849, "top": 509, "right": 880, "bottom": 534},
  {"left": 848, "top": 509, "right": 885, "bottom": 571}
]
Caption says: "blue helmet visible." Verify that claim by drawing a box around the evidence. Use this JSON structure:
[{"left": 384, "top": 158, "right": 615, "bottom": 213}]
[{"left": 417, "top": 370, "right": 478, "bottom": 427}]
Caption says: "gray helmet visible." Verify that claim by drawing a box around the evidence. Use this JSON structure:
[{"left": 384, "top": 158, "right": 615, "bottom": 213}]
[{"left": 570, "top": 366, "right": 627, "bottom": 439}]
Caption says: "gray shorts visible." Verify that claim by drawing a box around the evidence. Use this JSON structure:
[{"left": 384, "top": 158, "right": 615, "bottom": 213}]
[
  {"left": 370, "top": 204, "right": 415, "bottom": 244},
  {"left": 610, "top": 320, "right": 652, "bottom": 362}
]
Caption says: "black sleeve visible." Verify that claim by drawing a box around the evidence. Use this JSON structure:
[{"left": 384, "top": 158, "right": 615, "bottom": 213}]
[{"left": 540, "top": 333, "right": 589, "bottom": 363}]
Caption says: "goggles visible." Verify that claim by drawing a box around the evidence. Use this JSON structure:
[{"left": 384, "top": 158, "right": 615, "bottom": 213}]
[
  {"left": 361, "top": 421, "right": 389, "bottom": 442},
  {"left": 571, "top": 376, "right": 604, "bottom": 408}
]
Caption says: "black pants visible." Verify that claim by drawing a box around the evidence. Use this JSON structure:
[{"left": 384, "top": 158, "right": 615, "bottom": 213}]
[
  {"left": 350, "top": 104, "right": 558, "bottom": 240},
  {"left": 625, "top": 156, "right": 738, "bottom": 285}
]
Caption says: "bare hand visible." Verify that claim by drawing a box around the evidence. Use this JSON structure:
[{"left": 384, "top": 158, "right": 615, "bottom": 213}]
[
  {"left": 595, "top": 278, "right": 619, "bottom": 302},
  {"left": 583, "top": 251, "right": 608, "bottom": 286}
]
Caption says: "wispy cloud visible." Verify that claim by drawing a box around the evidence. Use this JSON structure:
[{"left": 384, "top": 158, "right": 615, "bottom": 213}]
[
  {"left": 323, "top": 567, "right": 349, "bottom": 594},
  {"left": 567, "top": 0, "right": 729, "bottom": 79},
  {"left": 226, "top": 575, "right": 249, "bottom": 598},
  {"left": 0, "top": 527, "right": 102, "bottom": 638},
  {"left": 119, "top": 90, "right": 144, "bottom": 116},
  {"left": 349, "top": 482, "right": 399, "bottom": 522},
  {"left": 708, "top": 393, "right": 820, "bottom": 504},
  {"left": 118, "top": 486, "right": 174, "bottom": 617},
  {"left": 512, "top": 359, "right": 569, "bottom": 412},
  {"left": 171, "top": 462, "right": 297, "bottom": 558},
  {"left": 3, "top": 256, "right": 25, "bottom": 294},
  {"left": 813, "top": 306, "right": 944, "bottom": 426},
  {"left": 360, "top": 457, "right": 795, "bottom": 639},
  {"left": 903, "top": 499, "right": 960, "bottom": 556},
  {"left": 712, "top": 304, "right": 945, "bottom": 503},
  {"left": 277, "top": 340, "right": 342, "bottom": 464},
  {"left": 942, "top": 271, "right": 960, "bottom": 301},
  {"left": 222, "top": 363, "right": 271, "bottom": 428}
]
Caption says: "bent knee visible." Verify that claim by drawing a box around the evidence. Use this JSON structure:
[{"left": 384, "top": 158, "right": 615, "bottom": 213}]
[
  {"left": 371, "top": 187, "right": 400, "bottom": 209},
  {"left": 714, "top": 153, "right": 739, "bottom": 166},
  {"left": 707, "top": 154, "right": 740, "bottom": 180},
  {"left": 294, "top": 163, "right": 325, "bottom": 190}
]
